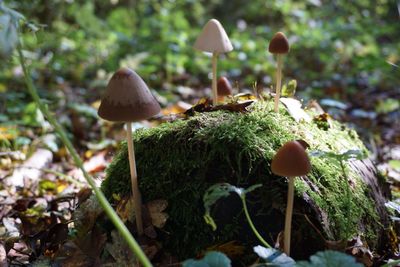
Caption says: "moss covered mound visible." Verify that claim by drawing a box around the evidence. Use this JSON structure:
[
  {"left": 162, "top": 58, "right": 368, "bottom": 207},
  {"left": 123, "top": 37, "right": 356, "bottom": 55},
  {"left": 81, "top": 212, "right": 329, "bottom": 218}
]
[{"left": 101, "top": 101, "right": 388, "bottom": 260}]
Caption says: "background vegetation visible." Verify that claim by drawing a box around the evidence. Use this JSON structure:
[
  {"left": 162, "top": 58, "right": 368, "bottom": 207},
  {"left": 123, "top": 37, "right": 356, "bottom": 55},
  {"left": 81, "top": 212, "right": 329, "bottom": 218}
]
[{"left": 2, "top": 0, "right": 399, "bottom": 148}]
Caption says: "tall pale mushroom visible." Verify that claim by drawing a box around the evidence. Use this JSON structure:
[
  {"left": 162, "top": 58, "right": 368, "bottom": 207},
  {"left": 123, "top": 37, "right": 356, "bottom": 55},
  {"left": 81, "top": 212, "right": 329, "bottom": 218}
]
[
  {"left": 194, "top": 19, "right": 233, "bottom": 106},
  {"left": 268, "top": 32, "right": 290, "bottom": 113},
  {"left": 98, "top": 67, "right": 161, "bottom": 235},
  {"left": 271, "top": 140, "right": 311, "bottom": 256}
]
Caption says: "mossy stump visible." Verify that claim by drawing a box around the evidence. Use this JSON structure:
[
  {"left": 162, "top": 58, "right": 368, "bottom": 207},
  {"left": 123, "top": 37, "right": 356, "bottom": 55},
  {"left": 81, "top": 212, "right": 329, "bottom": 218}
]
[{"left": 101, "top": 101, "right": 389, "bottom": 260}]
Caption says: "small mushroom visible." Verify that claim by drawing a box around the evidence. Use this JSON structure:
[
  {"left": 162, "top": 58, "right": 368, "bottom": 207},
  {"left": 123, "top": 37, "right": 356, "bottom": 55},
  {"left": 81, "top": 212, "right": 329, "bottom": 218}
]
[
  {"left": 217, "top": 76, "right": 233, "bottom": 103},
  {"left": 194, "top": 19, "right": 233, "bottom": 106},
  {"left": 268, "top": 32, "right": 290, "bottom": 112},
  {"left": 271, "top": 140, "right": 311, "bottom": 255},
  {"left": 98, "top": 67, "right": 161, "bottom": 235}
]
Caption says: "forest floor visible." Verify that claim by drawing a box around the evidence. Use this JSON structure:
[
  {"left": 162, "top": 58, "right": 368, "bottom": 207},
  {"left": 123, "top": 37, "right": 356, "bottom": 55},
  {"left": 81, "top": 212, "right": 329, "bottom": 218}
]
[{"left": 0, "top": 81, "right": 399, "bottom": 266}]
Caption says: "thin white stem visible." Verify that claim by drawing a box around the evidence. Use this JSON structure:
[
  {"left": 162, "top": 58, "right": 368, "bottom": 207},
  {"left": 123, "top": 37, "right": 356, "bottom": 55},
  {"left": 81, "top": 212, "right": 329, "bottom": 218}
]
[
  {"left": 284, "top": 176, "right": 295, "bottom": 255},
  {"left": 274, "top": 54, "right": 283, "bottom": 112},
  {"left": 212, "top": 52, "right": 219, "bottom": 105},
  {"left": 126, "top": 122, "right": 143, "bottom": 235}
]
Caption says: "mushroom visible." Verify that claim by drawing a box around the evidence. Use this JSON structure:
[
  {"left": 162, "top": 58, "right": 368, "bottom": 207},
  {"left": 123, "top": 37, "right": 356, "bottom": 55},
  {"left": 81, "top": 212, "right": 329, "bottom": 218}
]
[
  {"left": 271, "top": 140, "right": 311, "bottom": 255},
  {"left": 194, "top": 19, "right": 233, "bottom": 106},
  {"left": 268, "top": 32, "right": 290, "bottom": 112},
  {"left": 98, "top": 67, "right": 161, "bottom": 235},
  {"left": 217, "top": 76, "right": 233, "bottom": 103}
]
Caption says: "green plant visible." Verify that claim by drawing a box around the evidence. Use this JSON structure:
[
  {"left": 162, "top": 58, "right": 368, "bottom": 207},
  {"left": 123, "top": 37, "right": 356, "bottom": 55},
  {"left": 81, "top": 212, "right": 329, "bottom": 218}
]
[
  {"left": 203, "top": 183, "right": 272, "bottom": 248},
  {"left": 310, "top": 149, "right": 366, "bottom": 240}
]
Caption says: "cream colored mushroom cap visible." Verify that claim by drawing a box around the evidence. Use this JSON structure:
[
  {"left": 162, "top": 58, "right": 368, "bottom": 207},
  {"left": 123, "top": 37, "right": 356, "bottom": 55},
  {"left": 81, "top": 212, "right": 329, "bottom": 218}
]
[{"left": 194, "top": 19, "right": 233, "bottom": 53}]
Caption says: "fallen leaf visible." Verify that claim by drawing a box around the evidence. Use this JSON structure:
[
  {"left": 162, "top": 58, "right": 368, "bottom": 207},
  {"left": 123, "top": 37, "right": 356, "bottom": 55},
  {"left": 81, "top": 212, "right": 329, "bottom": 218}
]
[
  {"left": 83, "top": 151, "right": 107, "bottom": 174},
  {"left": 146, "top": 199, "right": 169, "bottom": 229},
  {"left": 345, "top": 236, "right": 374, "bottom": 267},
  {"left": 116, "top": 196, "right": 135, "bottom": 223},
  {"left": 280, "top": 97, "right": 312, "bottom": 123}
]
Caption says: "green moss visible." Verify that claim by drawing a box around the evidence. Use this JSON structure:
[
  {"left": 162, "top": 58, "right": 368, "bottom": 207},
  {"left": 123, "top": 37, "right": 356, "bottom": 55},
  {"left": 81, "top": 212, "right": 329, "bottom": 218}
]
[{"left": 101, "top": 101, "right": 383, "bottom": 259}]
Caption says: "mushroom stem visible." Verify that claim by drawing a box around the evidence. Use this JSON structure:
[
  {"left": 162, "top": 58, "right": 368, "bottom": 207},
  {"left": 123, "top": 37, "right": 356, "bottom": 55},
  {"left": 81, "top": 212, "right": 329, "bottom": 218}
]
[
  {"left": 274, "top": 54, "right": 283, "bottom": 112},
  {"left": 126, "top": 122, "right": 144, "bottom": 235},
  {"left": 212, "top": 52, "right": 219, "bottom": 105},
  {"left": 284, "top": 176, "right": 295, "bottom": 255}
]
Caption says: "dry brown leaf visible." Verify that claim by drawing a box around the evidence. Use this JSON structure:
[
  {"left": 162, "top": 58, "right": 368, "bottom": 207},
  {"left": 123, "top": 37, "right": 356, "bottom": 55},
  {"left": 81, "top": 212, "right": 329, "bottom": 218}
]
[
  {"left": 83, "top": 151, "right": 107, "bottom": 174},
  {"left": 146, "top": 199, "right": 169, "bottom": 229},
  {"left": 116, "top": 196, "right": 135, "bottom": 223}
]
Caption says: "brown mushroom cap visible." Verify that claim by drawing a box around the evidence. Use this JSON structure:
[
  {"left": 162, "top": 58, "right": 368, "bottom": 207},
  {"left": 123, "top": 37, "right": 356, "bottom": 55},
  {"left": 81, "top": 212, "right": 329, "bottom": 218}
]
[
  {"left": 217, "top": 76, "right": 233, "bottom": 96},
  {"left": 268, "top": 32, "right": 290, "bottom": 54},
  {"left": 98, "top": 68, "right": 161, "bottom": 122},
  {"left": 271, "top": 141, "right": 311, "bottom": 177}
]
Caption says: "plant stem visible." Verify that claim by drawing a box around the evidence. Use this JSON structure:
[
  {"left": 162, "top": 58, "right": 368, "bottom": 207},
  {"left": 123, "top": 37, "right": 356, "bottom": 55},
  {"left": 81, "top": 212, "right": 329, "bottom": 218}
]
[
  {"left": 284, "top": 176, "right": 294, "bottom": 255},
  {"left": 212, "top": 52, "right": 218, "bottom": 106},
  {"left": 274, "top": 54, "right": 283, "bottom": 113},
  {"left": 126, "top": 122, "right": 144, "bottom": 235},
  {"left": 17, "top": 44, "right": 152, "bottom": 267},
  {"left": 241, "top": 195, "right": 272, "bottom": 248}
]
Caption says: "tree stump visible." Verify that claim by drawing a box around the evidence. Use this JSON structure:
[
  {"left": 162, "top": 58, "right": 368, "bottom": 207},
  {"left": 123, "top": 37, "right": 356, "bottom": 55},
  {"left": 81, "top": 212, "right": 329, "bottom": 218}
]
[{"left": 101, "top": 101, "right": 390, "bottom": 260}]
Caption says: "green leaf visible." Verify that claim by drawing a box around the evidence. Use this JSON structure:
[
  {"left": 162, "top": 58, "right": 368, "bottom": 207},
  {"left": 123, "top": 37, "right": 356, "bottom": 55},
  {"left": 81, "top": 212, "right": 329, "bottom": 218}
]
[
  {"left": 68, "top": 103, "right": 98, "bottom": 119},
  {"left": 182, "top": 251, "right": 231, "bottom": 267},
  {"left": 182, "top": 260, "right": 209, "bottom": 267},
  {"left": 253, "top": 246, "right": 295, "bottom": 267},
  {"left": 296, "top": 250, "right": 363, "bottom": 267},
  {"left": 203, "top": 183, "right": 261, "bottom": 230},
  {"left": 0, "top": 14, "right": 18, "bottom": 56},
  {"left": 375, "top": 98, "right": 399, "bottom": 114},
  {"left": 281, "top": 79, "right": 297, "bottom": 97},
  {"left": 0, "top": 2, "right": 24, "bottom": 57},
  {"left": 389, "top": 160, "right": 400, "bottom": 172}
]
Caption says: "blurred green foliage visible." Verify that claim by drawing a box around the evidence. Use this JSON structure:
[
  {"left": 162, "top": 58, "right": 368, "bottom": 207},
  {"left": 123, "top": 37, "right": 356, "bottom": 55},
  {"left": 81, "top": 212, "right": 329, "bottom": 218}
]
[{"left": 1, "top": 0, "right": 399, "bottom": 103}]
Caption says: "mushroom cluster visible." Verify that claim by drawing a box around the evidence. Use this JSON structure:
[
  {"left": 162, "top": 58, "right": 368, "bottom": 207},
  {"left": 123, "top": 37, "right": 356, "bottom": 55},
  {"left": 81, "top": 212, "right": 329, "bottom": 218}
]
[{"left": 98, "top": 20, "right": 295, "bottom": 252}]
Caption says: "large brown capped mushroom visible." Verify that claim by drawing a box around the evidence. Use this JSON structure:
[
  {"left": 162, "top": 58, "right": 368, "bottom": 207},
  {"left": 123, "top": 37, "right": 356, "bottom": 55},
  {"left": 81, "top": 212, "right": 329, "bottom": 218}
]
[
  {"left": 194, "top": 19, "right": 233, "bottom": 105},
  {"left": 98, "top": 68, "right": 160, "bottom": 122},
  {"left": 98, "top": 67, "right": 161, "bottom": 235},
  {"left": 271, "top": 140, "right": 310, "bottom": 256},
  {"left": 268, "top": 32, "right": 290, "bottom": 113},
  {"left": 271, "top": 140, "right": 310, "bottom": 177}
]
